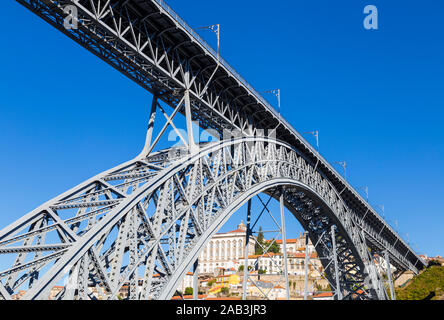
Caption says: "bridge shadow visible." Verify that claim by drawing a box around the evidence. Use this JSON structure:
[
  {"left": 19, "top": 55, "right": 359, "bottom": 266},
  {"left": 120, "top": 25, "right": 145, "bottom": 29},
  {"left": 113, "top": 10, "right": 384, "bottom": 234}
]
[{"left": 422, "top": 291, "right": 436, "bottom": 300}]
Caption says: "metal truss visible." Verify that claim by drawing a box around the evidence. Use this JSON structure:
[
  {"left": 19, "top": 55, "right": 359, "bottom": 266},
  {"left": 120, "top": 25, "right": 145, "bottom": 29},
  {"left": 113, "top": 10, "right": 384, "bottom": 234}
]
[
  {"left": 14, "top": 0, "right": 423, "bottom": 273},
  {"left": 0, "top": 0, "right": 425, "bottom": 300},
  {"left": 1, "top": 130, "right": 389, "bottom": 300},
  {"left": 241, "top": 191, "right": 291, "bottom": 300}
]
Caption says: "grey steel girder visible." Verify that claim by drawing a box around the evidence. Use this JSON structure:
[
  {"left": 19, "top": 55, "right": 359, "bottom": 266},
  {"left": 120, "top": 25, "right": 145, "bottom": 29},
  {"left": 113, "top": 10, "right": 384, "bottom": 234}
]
[
  {"left": 1, "top": 137, "right": 390, "bottom": 300},
  {"left": 0, "top": 0, "right": 425, "bottom": 301},
  {"left": 13, "top": 0, "right": 424, "bottom": 273}
]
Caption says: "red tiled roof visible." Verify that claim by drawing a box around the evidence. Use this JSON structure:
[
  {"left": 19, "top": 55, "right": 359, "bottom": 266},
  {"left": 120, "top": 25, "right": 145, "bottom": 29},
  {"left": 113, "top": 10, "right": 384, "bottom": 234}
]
[
  {"left": 227, "top": 229, "right": 245, "bottom": 233},
  {"left": 171, "top": 294, "right": 208, "bottom": 300},
  {"left": 288, "top": 252, "right": 318, "bottom": 259},
  {"left": 313, "top": 292, "right": 333, "bottom": 298},
  {"left": 247, "top": 252, "right": 282, "bottom": 259},
  {"left": 274, "top": 239, "right": 298, "bottom": 244}
]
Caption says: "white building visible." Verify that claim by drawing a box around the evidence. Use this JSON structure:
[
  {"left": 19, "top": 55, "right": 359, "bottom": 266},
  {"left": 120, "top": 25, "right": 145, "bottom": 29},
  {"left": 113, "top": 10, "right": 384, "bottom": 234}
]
[
  {"left": 198, "top": 221, "right": 256, "bottom": 274},
  {"left": 237, "top": 251, "right": 322, "bottom": 276},
  {"left": 275, "top": 237, "right": 316, "bottom": 255},
  {"left": 197, "top": 221, "right": 321, "bottom": 277},
  {"left": 177, "top": 272, "right": 194, "bottom": 293}
]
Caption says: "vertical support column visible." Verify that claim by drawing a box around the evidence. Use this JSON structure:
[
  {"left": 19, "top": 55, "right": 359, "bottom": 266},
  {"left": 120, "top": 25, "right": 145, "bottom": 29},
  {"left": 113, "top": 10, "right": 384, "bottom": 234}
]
[
  {"left": 331, "top": 226, "right": 343, "bottom": 300},
  {"left": 184, "top": 65, "right": 197, "bottom": 154},
  {"left": 141, "top": 95, "right": 158, "bottom": 156},
  {"left": 212, "top": 241, "right": 216, "bottom": 263},
  {"left": 242, "top": 200, "right": 252, "bottom": 300},
  {"left": 384, "top": 251, "right": 396, "bottom": 300},
  {"left": 304, "top": 232, "right": 309, "bottom": 300},
  {"left": 184, "top": 89, "right": 197, "bottom": 154},
  {"left": 279, "top": 189, "right": 290, "bottom": 300},
  {"left": 193, "top": 259, "right": 199, "bottom": 300}
]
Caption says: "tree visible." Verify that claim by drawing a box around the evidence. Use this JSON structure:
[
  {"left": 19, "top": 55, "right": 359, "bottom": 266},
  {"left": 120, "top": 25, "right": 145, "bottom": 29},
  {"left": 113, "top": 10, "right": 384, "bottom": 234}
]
[
  {"left": 238, "top": 265, "right": 253, "bottom": 272},
  {"left": 254, "top": 226, "right": 281, "bottom": 255},
  {"left": 428, "top": 260, "right": 442, "bottom": 267},
  {"left": 208, "top": 279, "right": 216, "bottom": 287},
  {"left": 255, "top": 227, "right": 265, "bottom": 255},
  {"left": 184, "top": 287, "right": 193, "bottom": 295},
  {"left": 221, "top": 287, "right": 229, "bottom": 295},
  {"left": 268, "top": 240, "right": 280, "bottom": 254}
]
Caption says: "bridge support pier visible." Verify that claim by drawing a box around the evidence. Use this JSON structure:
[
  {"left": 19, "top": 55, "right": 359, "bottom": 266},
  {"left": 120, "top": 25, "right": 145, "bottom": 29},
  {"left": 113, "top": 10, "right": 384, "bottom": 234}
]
[
  {"left": 304, "top": 232, "right": 309, "bottom": 300},
  {"left": 141, "top": 95, "right": 158, "bottom": 156},
  {"left": 242, "top": 200, "right": 252, "bottom": 300},
  {"left": 385, "top": 251, "right": 396, "bottom": 300},
  {"left": 193, "top": 259, "right": 199, "bottom": 300},
  {"left": 279, "top": 189, "right": 290, "bottom": 300},
  {"left": 331, "top": 226, "right": 343, "bottom": 300}
]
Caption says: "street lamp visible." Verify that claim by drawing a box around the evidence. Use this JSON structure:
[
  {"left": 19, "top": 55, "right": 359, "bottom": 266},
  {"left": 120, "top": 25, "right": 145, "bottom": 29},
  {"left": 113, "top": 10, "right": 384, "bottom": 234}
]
[
  {"left": 303, "top": 131, "right": 319, "bottom": 152},
  {"left": 359, "top": 186, "right": 369, "bottom": 202},
  {"left": 198, "top": 24, "right": 220, "bottom": 60},
  {"left": 264, "top": 89, "right": 281, "bottom": 115},
  {"left": 335, "top": 161, "right": 347, "bottom": 181},
  {"left": 376, "top": 204, "right": 385, "bottom": 217}
]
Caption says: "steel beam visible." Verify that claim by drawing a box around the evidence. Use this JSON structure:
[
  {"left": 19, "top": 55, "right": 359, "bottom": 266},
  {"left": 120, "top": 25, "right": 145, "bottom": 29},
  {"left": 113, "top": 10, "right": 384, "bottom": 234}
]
[
  {"left": 242, "top": 199, "right": 252, "bottom": 300},
  {"left": 385, "top": 250, "right": 396, "bottom": 300},
  {"left": 279, "top": 189, "right": 290, "bottom": 300},
  {"left": 331, "top": 226, "right": 343, "bottom": 300}
]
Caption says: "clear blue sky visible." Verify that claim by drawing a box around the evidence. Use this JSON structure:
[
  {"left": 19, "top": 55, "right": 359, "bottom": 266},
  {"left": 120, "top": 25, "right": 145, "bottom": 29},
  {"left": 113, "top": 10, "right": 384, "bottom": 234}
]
[{"left": 0, "top": 0, "right": 443, "bottom": 257}]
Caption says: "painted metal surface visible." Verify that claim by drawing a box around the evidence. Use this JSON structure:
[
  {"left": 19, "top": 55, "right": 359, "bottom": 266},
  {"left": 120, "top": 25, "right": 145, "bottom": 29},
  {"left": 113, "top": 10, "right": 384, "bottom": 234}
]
[{"left": 0, "top": 0, "right": 426, "bottom": 300}]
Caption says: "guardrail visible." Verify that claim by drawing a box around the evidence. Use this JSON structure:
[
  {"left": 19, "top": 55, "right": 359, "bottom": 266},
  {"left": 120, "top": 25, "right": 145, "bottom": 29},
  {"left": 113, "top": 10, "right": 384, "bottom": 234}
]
[
  {"left": 153, "top": 0, "right": 279, "bottom": 113},
  {"left": 153, "top": 0, "right": 422, "bottom": 266}
]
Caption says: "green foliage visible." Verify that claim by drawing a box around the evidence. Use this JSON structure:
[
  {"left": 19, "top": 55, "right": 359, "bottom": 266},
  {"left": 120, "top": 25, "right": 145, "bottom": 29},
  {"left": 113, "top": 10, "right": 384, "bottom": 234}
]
[
  {"left": 428, "top": 260, "right": 442, "bottom": 267},
  {"left": 184, "top": 287, "right": 193, "bottom": 295},
  {"left": 255, "top": 227, "right": 280, "bottom": 255},
  {"left": 395, "top": 266, "right": 444, "bottom": 300},
  {"left": 315, "top": 283, "right": 332, "bottom": 292},
  {"left": 221, "top": 287, "right": 229, "bottom": 295},
  {"left": 255, "top": 227, "right": 265, "bottom": 255},
  {"left": 258, "top": 269, "right": 267, "bottom": 274},
  {"left": 208, "top": 279, "right": 216, "bottom": 287},
  {"left": 268, "top": 241, "right": 280, "bottom": 254},
  {"left": 238, "top": 265, "right": 253, "bottom": 272}
]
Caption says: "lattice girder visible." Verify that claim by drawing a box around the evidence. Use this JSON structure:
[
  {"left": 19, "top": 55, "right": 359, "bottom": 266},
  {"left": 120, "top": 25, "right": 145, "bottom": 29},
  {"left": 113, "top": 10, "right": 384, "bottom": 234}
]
[{"left": 0, "top": 138, "right": 387, "bottom": 300}]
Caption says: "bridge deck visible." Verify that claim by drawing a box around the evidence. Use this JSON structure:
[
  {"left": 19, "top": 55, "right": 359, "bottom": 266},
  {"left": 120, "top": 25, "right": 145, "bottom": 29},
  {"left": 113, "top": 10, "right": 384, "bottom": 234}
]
[{"left": 18, "top": 0, "right": 425, "bottom": 273}]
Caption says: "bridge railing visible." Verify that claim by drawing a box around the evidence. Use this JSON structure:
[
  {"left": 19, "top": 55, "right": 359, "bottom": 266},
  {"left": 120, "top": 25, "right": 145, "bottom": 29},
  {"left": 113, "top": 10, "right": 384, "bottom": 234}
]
[
  {"left": 154, "top": 0, "right": 422, "bottom": 268},
  {"left": 153, "top": 0, "right": 281, "bottom": 114}
]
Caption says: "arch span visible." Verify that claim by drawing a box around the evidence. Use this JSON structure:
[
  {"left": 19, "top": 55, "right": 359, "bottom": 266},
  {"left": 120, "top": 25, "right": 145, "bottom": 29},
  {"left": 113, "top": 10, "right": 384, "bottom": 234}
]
[
  {"left": 0, "top": 137, "right": 386, "bottom": 300},
  {"left": 158, "top": 178, "right": 381, "bottom": 300}
]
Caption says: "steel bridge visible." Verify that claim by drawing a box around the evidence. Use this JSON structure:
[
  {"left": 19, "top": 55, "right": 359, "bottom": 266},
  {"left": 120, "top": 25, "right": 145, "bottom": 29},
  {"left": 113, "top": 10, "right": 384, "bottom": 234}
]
[{"left": 0, "top": 0, "right": 425, "bottom": 300}]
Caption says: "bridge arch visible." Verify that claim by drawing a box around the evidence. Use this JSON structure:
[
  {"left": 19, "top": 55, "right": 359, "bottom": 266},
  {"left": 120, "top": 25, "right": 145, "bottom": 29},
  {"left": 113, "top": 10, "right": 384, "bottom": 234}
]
[{"left": 0, "top": 137, "right": 388, "bottom": 300}]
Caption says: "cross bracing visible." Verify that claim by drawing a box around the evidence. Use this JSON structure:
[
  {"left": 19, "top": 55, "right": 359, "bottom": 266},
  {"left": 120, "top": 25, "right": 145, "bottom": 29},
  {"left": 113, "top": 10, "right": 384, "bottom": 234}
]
[
  {"left": 0, "top": 0, "right": 426, "bottom": 300},
  {"left": 0, "top": 137, "right": 388, "bottom": 299}
]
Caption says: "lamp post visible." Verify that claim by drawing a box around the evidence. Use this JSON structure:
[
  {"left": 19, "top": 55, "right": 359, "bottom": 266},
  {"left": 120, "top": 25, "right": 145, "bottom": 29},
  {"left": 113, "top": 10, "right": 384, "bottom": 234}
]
[
  {"left": 359, "top": 186, "right": 369, "bottom": 202},
  {"left": 264, "top": 89, "right": 281, "bottom": 114},
  {"left": 335, "top": 161, "right": 347, "bottom": 181},
  {"left": 303, "top": 131, "right": 319, "bottom": 152},
  {"left": 198, "top": 24, "right": 220, "bottom": 60},
  {"left": 376, "top": 204, "right": 385, "bottom": 217}
]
